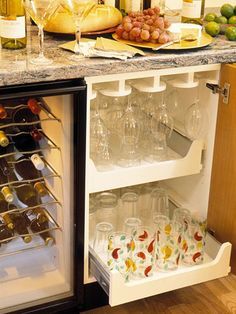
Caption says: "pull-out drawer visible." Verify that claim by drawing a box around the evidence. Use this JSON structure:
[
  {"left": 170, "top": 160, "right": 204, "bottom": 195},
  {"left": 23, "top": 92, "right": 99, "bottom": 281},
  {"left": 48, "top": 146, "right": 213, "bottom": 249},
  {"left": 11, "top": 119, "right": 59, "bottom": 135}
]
[{"left": 90, "top": 233, "right": 231, "bottom": 306}]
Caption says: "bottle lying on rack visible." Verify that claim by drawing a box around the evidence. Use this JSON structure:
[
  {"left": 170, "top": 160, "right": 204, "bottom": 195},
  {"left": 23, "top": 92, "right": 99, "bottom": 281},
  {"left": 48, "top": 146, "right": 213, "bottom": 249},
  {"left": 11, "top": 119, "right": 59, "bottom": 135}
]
[
  {"left": 28, "top": 216, "right": 55, "bottom": 246},
  {"left": 0, "top": 222, "right": 14, "bottom": 244},
  {"left": 12, "top": 132, "right": 45, "bottom": 170},
  {"left": 10, "top": 204, "right": 32, "bottom": 243},
  {"left": 0, "top": 146, "right": 12, "bottom": 176},
  {"left": 0, "top": 129, "right": 9, "bottom": 147},
  {"left": 0, "top": 192, "right": 14, "bottom": 230},
  {"left": 13, "top": 106, "right": 42, "bottom": 141},
  {"left": 14, "top": 156, "right": 48, "bottom": 196},
  {"left": 0, "top": 167, "right": 14, "bottom": 203},
  {"left": 8, "top": 171, "right": 49, "bottom": 221},
  {"left": 27, "top": 98, "right": 42, "bottom": 115}
]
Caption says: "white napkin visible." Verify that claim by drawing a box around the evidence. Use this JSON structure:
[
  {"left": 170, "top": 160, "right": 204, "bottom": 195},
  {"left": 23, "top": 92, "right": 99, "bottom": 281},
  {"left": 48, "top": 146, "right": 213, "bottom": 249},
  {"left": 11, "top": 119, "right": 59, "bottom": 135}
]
[{"left": 59, "top": 38, "right": 145, "bottom": 60}]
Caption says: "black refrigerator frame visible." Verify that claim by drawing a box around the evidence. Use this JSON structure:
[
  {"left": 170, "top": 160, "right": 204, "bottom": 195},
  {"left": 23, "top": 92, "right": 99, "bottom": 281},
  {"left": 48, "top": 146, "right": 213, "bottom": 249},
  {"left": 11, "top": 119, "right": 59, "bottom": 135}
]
[{"left": 0, "top": 78, "right": 97, "bottom": 314}]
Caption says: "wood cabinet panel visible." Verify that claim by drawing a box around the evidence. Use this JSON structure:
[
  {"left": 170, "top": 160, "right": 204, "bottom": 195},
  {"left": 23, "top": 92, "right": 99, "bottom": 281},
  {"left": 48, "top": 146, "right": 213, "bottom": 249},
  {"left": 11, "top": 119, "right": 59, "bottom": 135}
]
[{"left": 208, "top": 63, "right": 236, "bottom": 273}]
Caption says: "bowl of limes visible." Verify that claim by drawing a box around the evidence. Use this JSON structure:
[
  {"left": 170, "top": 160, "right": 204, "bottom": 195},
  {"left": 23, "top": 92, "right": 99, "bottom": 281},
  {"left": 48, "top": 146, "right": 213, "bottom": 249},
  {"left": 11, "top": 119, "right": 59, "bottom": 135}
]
[{"left": 204, "top": 3, "right": 236, "bottom": 41}]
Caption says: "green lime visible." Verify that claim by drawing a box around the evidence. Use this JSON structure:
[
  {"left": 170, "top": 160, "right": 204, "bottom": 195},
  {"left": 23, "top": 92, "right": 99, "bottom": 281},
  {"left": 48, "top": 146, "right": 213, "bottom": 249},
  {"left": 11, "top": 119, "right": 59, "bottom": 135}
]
[
  {"left": 220, "top": 3, "right": 234, "bottom": 18},
  {"left": 228, "top": 15, "right": 236, "bottom": 24},
  {"left": 215, "top": 15, "right": 228, "bottom": 24},
  {"left": 205, "top": 21, "right": 220, "bottom": 37},
  {"left": 204, "top": 13, "right": 217, "bottom": 22},
  {"left": 225, "top": 26, "right": 236, "bottom": 40}
]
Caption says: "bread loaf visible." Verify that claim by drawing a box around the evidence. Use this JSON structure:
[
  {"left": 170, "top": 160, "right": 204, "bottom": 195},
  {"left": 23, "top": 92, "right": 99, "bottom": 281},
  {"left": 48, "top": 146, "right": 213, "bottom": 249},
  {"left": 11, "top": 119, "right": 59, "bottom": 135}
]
[{"left": 45, "top": 4, "right": 122, "bottom": 34}]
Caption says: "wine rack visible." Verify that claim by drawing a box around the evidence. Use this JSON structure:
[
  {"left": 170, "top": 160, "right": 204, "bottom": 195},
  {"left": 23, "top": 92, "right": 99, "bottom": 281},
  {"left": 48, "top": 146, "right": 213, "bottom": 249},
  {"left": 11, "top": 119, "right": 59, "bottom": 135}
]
[{"left": 0, "top": 97, "right": 63, "bottom": 257}]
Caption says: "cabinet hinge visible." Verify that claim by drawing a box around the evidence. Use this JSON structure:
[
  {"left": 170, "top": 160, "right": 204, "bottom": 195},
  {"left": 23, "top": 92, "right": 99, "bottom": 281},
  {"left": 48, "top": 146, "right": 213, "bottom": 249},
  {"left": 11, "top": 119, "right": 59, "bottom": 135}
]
[{"left": 206, "top": 82, "right": 230, "bottom": 104}]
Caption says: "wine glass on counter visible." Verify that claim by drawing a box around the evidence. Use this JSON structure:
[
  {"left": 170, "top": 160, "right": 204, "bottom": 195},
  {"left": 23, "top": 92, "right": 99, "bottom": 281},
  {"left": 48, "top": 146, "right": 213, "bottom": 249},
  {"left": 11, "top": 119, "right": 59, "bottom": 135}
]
[
  {"left": 60, "top": 0, "right": 96, "bottom": 59},
  {"left": 22, "top": 0, "right": 60, "bottom": 65}
]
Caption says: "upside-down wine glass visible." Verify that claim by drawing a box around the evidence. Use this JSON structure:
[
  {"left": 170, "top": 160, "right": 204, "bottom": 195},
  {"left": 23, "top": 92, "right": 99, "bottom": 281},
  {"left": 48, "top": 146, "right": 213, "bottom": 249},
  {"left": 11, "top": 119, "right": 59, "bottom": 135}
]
[
  {"left": 60, "top": 0, "right": 96, "bottom": 60},
  {"left": 22, "top": 0, "right": 60, "bottom": 65}
]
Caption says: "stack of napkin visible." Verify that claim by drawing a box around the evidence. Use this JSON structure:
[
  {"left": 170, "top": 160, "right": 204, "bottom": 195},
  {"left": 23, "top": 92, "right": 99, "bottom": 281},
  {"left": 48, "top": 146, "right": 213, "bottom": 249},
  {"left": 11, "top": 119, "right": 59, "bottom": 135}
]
[{"left": 59, "top": 37, "right": 145, "bottom": 60}]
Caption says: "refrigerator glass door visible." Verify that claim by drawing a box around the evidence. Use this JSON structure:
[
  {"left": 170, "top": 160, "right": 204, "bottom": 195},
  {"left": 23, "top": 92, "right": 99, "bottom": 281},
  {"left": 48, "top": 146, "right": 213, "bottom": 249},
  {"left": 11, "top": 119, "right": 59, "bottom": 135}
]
[{"left": 0, "top": 81, "right": 85, "bottom": 313}]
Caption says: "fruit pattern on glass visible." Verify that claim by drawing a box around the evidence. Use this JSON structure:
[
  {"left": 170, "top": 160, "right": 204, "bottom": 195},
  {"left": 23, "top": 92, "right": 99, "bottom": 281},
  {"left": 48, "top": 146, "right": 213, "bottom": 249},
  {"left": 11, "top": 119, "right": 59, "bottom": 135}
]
[
  {"left": 107, "top": 231, "right": 135, "bottom": 282},
  {"left": 90, "top": 183, "right": 207, "bottom": 281},
  {"left": 154, "top": 215, "right": 183, "bottom": 271},
  {"left": 131, "top": 226, "right": 156, "bottom": 278},
  {"left": 22, "top": 0, "right": 60, "bottom": 65},
  {"left": 181, "top": 215, "right": 207, "bottom": 266}
]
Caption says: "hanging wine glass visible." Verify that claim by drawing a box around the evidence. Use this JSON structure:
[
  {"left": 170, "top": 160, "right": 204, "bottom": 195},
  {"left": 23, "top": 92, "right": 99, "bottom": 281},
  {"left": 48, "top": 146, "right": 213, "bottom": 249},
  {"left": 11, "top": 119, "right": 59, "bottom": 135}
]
[
  {"left": 165, "top": 85, "right": 181, "bottom": 118},
  {"left": 60, "top": 0, "right": 96, "bottom": 60},
  {"left": 90, "top": 93, "right": 113, "bottom": 171},
  {"left": 117, "top": 94, "right": 141, "bottom": 167},
  {"left": 184, "top": 85, "right": 208, "bottom": 140},
  {"left": 22, "top": 0, "right": 60, "bottom": 65},
  {"left": 149, "top": 96, "right": 174, "bottom": 162}
]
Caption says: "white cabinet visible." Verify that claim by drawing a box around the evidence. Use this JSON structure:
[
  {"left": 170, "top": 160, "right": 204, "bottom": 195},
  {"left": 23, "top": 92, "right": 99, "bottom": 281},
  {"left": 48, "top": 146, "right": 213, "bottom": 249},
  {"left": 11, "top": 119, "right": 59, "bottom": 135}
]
[{"left": 84, "top": 64, "right": 232, "bottom": 306}]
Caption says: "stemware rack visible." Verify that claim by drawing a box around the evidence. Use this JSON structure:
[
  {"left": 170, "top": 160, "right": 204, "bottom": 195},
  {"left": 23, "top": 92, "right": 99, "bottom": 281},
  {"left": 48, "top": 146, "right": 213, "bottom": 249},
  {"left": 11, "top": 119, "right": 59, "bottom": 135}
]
[{"left": 0, "top": 97, "right": 63, "bottom": 257}]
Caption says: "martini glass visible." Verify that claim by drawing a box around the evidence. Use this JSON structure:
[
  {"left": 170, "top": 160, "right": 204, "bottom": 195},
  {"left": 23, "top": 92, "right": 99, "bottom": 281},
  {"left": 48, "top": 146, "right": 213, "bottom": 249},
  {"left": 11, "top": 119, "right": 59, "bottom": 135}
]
[
  {"left": 60, "top": 0, "right": 96, "bottom": 60},
  {"left": 22, "top": 0, "right": 60, "bottom": 65}
]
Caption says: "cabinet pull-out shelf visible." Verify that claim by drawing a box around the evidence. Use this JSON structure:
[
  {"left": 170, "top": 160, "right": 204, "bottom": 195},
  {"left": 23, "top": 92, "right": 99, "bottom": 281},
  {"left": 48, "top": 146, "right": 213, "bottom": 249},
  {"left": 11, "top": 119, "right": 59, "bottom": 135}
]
[
  {"left": 89, "top": 233, "right": 231, "bottom": 306},
  {"left": 88, "top": 138, "right": 204, "bottom": 193}
]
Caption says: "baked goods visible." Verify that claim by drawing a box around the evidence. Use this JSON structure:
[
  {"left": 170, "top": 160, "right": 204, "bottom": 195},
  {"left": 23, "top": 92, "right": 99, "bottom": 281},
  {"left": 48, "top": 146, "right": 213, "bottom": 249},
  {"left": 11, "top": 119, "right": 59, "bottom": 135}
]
[{"left": 45, "top": 4, "right": 122, "bottom": 34}]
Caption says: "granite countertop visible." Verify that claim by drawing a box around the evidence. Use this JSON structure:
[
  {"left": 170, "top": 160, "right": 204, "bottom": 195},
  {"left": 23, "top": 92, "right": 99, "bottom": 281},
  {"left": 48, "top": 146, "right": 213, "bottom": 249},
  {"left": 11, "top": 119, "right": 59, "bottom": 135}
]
[{"left": 1, "top": 23, "right": 236, "bottom": 87}]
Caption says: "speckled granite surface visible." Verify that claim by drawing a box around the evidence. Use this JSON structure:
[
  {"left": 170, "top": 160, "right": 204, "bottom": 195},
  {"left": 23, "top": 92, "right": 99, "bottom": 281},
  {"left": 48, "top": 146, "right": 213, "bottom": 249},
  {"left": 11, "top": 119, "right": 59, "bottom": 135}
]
[{"left": 1, "top": 24, "right": 236, "bottom": 87}]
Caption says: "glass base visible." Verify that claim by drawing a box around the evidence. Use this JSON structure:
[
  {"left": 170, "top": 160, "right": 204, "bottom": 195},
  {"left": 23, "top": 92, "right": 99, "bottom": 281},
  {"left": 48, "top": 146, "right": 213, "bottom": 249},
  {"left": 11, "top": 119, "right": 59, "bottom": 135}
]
[
  {"left": 68, "top": 53, "right": 85, "bottom": 62},
  {"left": 30, "top": 55, "right": 53, "bottom": 65}
]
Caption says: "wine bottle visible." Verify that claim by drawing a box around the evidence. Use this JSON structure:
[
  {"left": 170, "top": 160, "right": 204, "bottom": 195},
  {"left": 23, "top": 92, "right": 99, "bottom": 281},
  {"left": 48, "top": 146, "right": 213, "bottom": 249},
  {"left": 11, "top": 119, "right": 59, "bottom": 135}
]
[
  {"left": 0, "top": 223, "right": 13, "bottom": 243},
  {"left": 124, "top": 0, "right": 143, "bottom": 13},
  {"left": 0, "top": 129, "right": 9, "bottom": 147},
  {"left": 104, "top": 0, "right": 120, "bottom": 8},
  {"left": 181, "top": 0, "right": 205, "bottom": 25},
  {"left": 143, "top": 0, "right": 165, "bottom": 15},
  {"left": 14, "top": 157, "right": 48, "bottom": 197},
  {"left": 0, "top": 167, "right": 14, "bottom": 202},
  {"left": 13, "top": 107, "right": 42, "bottom": 141},
  {"left": 0, "top": 145, "right": 12, "bottom": 176},
  {"left": 0, "top": 0, "right": 27, "bottom": 49},
  {"left": 0, "top": 192, "right": 14, "bottom": 229},
  {"left": 13, "top": 133, "right": 45, "bottom": 170},
  {"left": 0, "top": 104, "right": 7, "bottom": 120},
  {"left": 10, "top": 204, "right": 32, "bottom": 243},
  {"left": 29, "top": 218, "right": 54, "bottom": 246},
  {"left": 27, "top": 98, "right": 42, "bottom": 115}
]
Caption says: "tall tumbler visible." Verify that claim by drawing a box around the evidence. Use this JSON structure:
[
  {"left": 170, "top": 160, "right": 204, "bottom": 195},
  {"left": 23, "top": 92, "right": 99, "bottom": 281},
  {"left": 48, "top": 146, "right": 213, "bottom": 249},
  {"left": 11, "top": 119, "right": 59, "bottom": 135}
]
[{"left": 154, "top": 215, "right": 183, "bottom": 271}]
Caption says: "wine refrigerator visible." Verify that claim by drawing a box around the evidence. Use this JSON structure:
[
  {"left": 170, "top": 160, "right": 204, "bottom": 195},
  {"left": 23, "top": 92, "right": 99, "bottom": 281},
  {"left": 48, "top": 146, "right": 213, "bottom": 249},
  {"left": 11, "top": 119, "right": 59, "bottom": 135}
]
[{"left": 0, "top": 79, "right": 89, "bottom": 314}]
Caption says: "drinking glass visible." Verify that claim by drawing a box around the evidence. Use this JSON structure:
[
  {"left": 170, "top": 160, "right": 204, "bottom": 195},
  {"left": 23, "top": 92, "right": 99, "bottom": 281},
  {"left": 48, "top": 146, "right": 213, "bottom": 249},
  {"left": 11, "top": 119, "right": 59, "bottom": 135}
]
[
  {"left": 93, "top": 222, "right": 113, "bottom": 259},
  {"left": 107, "top": 231, "right": 134, "bottom": 282},
  {"left": 124, "top": 217, "right": 142, "bottom": 235},
  {"left": 95, "top": 192, "right": 118, "bottom": 228},
  {"left": 60, "top": 0, "right": 96, "bottom": 59},
  {"left": 150, "top": 187, "right": 169, "bottom": 220},
  {"left": 22, "top": 0, "right": 60, "bottom": 65},
  {"left": 120, "top": 192, "right": 139, "bottom": 223},
  {"left": 182, "top": 215, "right": 207, "bottom": 266},
  {"left": 154, "top": 215, "right": 183, "bottom": 271},
  {"left": 131, "top": 226, "right": 156, "bottom": 278}
]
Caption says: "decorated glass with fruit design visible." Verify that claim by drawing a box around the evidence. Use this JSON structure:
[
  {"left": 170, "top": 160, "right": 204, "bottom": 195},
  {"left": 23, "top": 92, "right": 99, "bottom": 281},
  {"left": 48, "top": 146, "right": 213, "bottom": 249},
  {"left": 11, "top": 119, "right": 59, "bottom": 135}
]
[
  {"left": 131, "top": 226, "right": 156, "bottom": 278},
  {"left": 154, "top": 215, "right": 183, "bottom": 271},
  {"left": 182, "top": 216, "right": 207, "bottom": 266},
  {"left": 107, "top": 232, "right": 135, "bottom": 282}
]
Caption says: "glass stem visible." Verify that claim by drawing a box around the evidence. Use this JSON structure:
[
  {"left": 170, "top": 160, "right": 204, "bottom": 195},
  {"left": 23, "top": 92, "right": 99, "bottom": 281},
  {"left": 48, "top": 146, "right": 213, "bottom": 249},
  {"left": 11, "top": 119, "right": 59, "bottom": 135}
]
[
  {"left": 75, "top": 19, "right": 81, "bottom": 50},
  {"left": 38, "top": 26, "right": 45, "bottom": 59}
]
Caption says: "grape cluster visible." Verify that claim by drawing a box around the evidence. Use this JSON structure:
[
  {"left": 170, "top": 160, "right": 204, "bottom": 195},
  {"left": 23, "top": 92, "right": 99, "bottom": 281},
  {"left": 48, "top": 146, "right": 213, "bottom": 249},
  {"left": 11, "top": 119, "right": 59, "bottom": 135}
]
[{"left": 115, "top": 7, "right": 172, "bottom": 44}]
